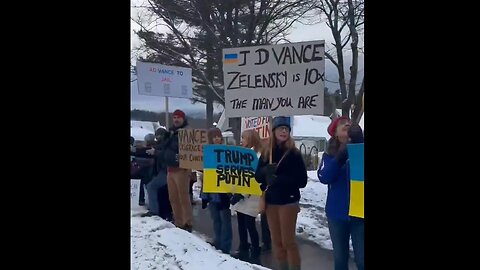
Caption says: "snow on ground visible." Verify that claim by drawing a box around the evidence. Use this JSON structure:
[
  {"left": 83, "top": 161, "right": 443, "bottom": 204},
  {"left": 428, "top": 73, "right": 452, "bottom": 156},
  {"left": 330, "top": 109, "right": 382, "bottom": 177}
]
[
  {"left": 297, "top": 171, "right": 353, "bottom": 252},
  {"left": 131, "top": 210, "right": 270, "bottom": 270},
  {"left": 296, "top": 171, "right": 331, "bottom": 250}
]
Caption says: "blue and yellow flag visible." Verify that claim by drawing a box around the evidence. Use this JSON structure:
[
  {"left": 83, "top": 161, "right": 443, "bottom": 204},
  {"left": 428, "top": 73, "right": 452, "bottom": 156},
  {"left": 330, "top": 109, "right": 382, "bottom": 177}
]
[
  {"left": 223, "top": 53, "right": 239, "bottom": 64},
  {"left": 348, "top": 143, "right": 364, "bottom": 218},
  {"left": 203, "top": 145, "right": 262, "bottom": 196}
]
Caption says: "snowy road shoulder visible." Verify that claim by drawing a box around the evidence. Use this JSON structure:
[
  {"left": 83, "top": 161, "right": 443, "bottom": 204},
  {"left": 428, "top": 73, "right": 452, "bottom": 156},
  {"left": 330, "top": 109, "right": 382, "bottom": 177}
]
[
  {"left": 296, "top": 171, "right": 332, "bottom": 250},
  {"left": 131, "top": 212, "right": 270, "bottom": 270}
]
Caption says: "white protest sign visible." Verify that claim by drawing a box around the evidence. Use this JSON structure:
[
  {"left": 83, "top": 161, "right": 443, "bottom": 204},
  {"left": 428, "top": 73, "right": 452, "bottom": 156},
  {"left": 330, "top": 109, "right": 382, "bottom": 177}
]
[
  {"left": 223, "top": 40, "right": 325, "bottom": 117},
  {"left": 136, "top": 62, "right": 193, "bottom": 98},
  {"left": 241, "top": 117, "right": 270, "bottom": 139},
  {"left": 131, "top": 179, "right": 141, "bottom": 208},
  {"left": 241, "top": 116, "right": 294, "bottom": 141}
]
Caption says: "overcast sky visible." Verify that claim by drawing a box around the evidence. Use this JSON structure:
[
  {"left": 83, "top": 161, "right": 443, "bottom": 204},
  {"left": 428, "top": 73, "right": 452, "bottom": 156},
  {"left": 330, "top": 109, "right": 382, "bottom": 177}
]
[{"left": 130, "top": 1, "right": 364, "bottom": 115}]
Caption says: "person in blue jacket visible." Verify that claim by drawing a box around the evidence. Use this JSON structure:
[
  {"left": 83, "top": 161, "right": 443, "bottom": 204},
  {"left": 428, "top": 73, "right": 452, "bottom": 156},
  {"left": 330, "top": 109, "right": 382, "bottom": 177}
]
[
  {"left": 318, "top": 116, "right": 364, "bottom": 270},
  {"left": 200, "top": 127, "right": 233, "bottom": 255}
]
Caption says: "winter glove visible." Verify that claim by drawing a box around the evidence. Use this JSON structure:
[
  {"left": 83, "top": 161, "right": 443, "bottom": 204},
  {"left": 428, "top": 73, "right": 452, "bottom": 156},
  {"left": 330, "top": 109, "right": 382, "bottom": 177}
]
[
  {"left": 261, "top": 164, "right": 278, "bottom": 186},
  {"left": 201, "top": 199, "right": 209, "bottom": 209},
  {"left": 230, "top": 194, "right": 244, "bottom": 205},
  {"left": 348, "top": 124, "right": 364, "bottom": 144},
  {"left": 336, "top": 145, "right": 348, "bottom": 166}
]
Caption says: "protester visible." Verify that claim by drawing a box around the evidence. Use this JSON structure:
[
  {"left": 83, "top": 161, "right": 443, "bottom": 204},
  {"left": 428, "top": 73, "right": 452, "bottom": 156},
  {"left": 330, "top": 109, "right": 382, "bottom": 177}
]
[
  {"left": 255, "top": 116, "right": 308, "bottom": 270},
  {"left": 130, "top": 137, "right": 142, "bottom": 179},
  {"left": 134, "top": 127, "right": 173, "bottom": 220},
  {"left": 317, "top": 117, "right": 364, "bottom": 270},
  {"left": 231, "top": 129, "right": 263, "bottom": 261},
  {"left": 131, "top": 134, "right": 156, "bottom": 206},
  {"left": 200, "top": 127, "right": 233, "bottom": 254},
  {"left": 162, "top": 109, "right": 193, "bottom": 231}
]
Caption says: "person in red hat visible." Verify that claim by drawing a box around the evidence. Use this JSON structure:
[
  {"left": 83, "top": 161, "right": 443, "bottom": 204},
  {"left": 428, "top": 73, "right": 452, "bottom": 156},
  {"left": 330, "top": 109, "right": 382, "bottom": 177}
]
[
  {"left": 160, "top": 109, "right": 194, "bottom": 232},
  {"left": 318, "top": 117, "right": 364, "bottom": 270}
]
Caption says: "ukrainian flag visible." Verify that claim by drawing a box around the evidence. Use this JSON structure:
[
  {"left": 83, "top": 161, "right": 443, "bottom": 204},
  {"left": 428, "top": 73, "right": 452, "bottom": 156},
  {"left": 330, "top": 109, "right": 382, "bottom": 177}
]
[
  {"left": 224, "top": 53, "right": 238, "bottom": 64},
  {"left": 347, "top": 143, "right": 364, "bottom": 219},
  {"left": 202, "top": 145, "right": 262, "bottom": 195}
]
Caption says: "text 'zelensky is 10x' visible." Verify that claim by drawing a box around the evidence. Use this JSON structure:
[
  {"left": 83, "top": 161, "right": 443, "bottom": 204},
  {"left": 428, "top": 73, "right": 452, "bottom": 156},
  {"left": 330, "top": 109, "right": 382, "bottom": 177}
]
[{"left": 222, "top": 40, "right": 325, "bottom": 118}]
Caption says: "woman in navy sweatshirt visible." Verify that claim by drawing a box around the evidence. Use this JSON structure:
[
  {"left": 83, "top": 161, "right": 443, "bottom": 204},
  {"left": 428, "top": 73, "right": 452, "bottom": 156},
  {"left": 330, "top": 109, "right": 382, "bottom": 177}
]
[{"left": 256, "top": 116, "right": 307, "bottom": 270}]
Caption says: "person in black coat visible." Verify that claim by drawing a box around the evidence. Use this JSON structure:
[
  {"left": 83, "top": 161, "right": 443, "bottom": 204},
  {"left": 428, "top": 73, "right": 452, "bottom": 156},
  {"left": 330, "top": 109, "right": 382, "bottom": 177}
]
[
  {"left": 131, "top": 134, "right": 156, "bottom": 206},
  {"left": 132, "top": 129, "right": 172, "bottom": 220},
  {"left": 255, "top": 116, "right": 307, "bottom": 270}
]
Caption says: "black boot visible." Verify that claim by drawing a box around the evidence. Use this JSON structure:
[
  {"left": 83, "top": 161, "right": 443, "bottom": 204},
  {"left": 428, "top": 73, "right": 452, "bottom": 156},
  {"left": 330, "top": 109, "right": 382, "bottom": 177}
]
[
  {"left": 140, "top": 211, "right": 157, "bottom": 217},
  {"left": 180, "top": 224, "right": 193, "bottom": 233},
  {"left": 261, "top": 242, "right": 271, "bottom": 252},
  {"left": 232, "top": 243, "right": 250, "bottom": 260},
  {"left": 250, "top": 245, "right": 261, "bottom": 258},
  {"left": 248, "top": 246, "right": 262, "bottom": 265}
]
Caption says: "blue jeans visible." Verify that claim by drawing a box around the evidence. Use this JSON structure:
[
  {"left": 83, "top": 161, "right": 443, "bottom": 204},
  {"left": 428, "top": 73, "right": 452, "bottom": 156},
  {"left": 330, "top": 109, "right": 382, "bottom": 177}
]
[
  {"left": 208, "top": 203, "right": 232, "bottom": 254},
  {"left": 146, "top": 171, "right": 167, "bottom": 215},
  {"left": 327, "top": 217, "right": 364, "bottom": 270}
]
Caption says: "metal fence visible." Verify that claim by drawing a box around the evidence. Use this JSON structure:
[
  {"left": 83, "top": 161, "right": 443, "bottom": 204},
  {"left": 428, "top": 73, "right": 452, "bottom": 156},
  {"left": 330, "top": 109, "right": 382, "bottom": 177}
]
[{"left": 297, "top": 139, "right": 326, "bottom": 170}]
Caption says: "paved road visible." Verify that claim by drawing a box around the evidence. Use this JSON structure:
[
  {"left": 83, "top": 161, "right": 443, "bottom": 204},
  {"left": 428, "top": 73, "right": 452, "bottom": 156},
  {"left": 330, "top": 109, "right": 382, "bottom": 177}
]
[{"left": 192, "top": 203, "right": 357, "bottom": 270}]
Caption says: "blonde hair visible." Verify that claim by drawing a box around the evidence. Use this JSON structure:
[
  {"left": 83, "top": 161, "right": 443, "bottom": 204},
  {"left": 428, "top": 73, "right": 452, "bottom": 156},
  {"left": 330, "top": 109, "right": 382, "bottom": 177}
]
[
  {"left": 241, "top": 129, "right": 263, "bottom": 153},
  {"left": 261, "top": 131, "right": 297, "bottom": 161}
]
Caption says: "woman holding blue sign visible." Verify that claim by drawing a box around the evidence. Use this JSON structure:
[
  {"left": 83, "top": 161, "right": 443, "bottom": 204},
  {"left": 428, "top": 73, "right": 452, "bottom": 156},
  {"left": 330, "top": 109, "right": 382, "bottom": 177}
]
[
  {"left": 231, "top": 129, "right": 263, "bottom": 261},
  {"left": 255, "top": 116, "right": 308, "bottom": 270},
  {"left": 317, "top": 116, "right": 364, "bottom": 270}
]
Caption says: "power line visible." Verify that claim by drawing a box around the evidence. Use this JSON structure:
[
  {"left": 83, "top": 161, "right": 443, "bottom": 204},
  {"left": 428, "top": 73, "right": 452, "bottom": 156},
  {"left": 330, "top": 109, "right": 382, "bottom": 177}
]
[{"left": 325, "top": 78, "right": 362, "bottom": 85}]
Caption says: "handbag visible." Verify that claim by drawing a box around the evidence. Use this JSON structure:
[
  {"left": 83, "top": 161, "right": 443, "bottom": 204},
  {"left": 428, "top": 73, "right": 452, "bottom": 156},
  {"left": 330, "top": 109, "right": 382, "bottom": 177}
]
[
  {"left": 258, "top": 149, "right": 290, "bottom": 214},
  {"left": 131, "top": 160, "right": 142, "bottom": 178}
]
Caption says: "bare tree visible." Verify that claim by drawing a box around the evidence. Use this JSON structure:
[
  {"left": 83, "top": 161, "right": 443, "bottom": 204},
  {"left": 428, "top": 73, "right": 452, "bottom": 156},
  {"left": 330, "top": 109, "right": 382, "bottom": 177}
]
[
  {"left": 132, "top": 0, "right": 314, "bottom": 128},
  {"left": 315, "top": 0, "right": 364, "bottom": 118}
]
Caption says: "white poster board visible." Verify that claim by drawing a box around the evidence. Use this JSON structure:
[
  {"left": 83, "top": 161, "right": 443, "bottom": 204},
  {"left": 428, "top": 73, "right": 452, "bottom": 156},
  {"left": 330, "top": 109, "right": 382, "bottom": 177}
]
[
  {"left": 241, "top": 116, "right": 295, "bottom": 140},
  {"left": 222, "top": 40, "right": 325, "bottom": 117},
  {"left": 131, "top": 179, "right": 141, "bottom": 209},
  {"left": 136, "top": 62, "right": 193, "bottom": 98},
  {"left": 241, "top": 117, "right": 270, "bottom": 139}
]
